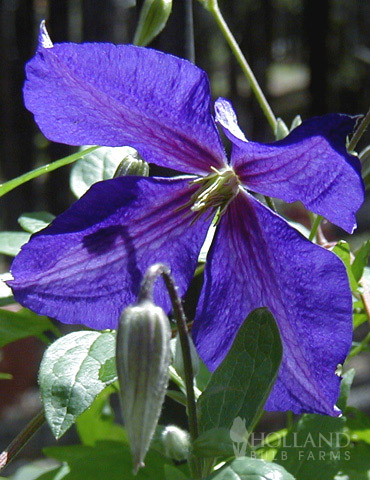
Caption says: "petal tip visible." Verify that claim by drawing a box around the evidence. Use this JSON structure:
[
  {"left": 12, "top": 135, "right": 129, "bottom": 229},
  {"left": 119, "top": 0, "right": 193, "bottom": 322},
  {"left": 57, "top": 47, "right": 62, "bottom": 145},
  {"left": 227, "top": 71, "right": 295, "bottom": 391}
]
[{"left": 39, "top": 20, "right": 53, "bottom": 49}]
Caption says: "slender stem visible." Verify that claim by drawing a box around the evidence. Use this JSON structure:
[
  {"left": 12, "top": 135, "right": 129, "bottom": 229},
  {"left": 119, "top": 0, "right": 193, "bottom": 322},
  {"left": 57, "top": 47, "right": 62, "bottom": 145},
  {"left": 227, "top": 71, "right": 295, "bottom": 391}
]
[
  {"left": 138, "top": 264, "right": 201, "bottom": 478},
  {"left": 0, "top": 409, "right": 45, "bottom": 472},
  {"left": 0, "top": 146, "right": 99, "bottom": 199},
  {"left": 309, "top": 215, "right": 323, "bottom": 242},
  {"left": 348, "top": 331, "right": 370, "bottom": 358},
  {"left": 348, "top": 108, "right": 370, "bottom": 152},
  {"left": 185, "top": 0, "right": 195, "bottom": 63},
  {"left": 207, "top": 0, "right": 277, "bottom": 132}
]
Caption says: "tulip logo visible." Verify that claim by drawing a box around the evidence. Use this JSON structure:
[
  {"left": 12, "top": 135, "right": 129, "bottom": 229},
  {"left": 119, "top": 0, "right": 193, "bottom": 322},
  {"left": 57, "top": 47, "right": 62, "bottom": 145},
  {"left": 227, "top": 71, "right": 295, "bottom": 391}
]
[{"left": 230, "top": 417, "right": 249, "bottom": 457}]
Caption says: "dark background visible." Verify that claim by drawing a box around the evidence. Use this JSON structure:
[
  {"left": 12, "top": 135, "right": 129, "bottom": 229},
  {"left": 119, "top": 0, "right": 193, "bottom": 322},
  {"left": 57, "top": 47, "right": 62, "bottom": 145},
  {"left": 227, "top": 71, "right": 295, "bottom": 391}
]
[
  {"left": 0, "top": 0, "right": 369, "bottom": 473},
  {"left": 1, "top": 0, "right": 370, "bottom": 227}
]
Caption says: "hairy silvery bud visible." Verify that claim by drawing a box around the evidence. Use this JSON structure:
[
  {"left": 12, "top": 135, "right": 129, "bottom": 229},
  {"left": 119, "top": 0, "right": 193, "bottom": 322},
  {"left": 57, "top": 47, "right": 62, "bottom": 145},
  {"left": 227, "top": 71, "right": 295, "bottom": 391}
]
[
  {"left": 173, "top": 333, "right": 199, "bottom": 379},
  {"left": 114, "top": 150, "right": 149, "bottom": 177},
  {"left": 116, "top": 300, "right": 171, "bottom": 474},
  {"left": 161, "top": 425, "right": 190, "bottom": 461}
]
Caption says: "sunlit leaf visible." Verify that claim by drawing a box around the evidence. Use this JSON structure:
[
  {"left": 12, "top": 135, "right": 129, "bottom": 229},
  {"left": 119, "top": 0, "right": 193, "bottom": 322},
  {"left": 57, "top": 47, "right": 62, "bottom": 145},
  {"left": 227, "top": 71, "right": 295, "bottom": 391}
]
[
  {"left": 39, "top": 331, "right": 116, "bottom": 439},
  {"left": 198, "top": 308, "right": 282, "bottom": 434},
  {"left": 18, "top": 212, "right": 55, "bottom": 234}
]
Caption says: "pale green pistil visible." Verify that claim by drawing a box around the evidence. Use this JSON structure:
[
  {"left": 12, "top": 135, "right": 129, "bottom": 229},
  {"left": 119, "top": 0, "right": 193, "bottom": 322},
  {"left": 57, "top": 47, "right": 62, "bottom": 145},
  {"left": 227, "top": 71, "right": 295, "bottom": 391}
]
[{"left": 189, "top": 166, "right": 241, "bottom": 222}]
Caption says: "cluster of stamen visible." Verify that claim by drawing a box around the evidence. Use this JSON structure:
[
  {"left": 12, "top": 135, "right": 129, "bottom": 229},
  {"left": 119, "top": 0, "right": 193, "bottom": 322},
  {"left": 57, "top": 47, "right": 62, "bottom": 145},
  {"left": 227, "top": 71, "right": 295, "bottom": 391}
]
[{"left": 186, "top": 166, "right": 241, "bottom": 223}]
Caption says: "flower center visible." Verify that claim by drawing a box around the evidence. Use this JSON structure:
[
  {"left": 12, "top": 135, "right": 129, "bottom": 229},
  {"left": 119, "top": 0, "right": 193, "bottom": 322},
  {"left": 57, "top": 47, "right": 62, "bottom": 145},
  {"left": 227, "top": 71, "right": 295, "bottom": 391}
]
[{"left": 189, "top": 166, "right": 241, "bottom": 222}]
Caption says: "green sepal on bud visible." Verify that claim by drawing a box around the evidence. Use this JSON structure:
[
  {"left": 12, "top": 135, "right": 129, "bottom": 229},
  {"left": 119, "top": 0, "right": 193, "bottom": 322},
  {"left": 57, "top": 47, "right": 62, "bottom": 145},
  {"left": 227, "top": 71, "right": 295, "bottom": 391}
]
[
  {"left": 274, "top": 118, "right": 290, "bottom": 140},
  {"left": 290, "top": 114, "right": 302, "bottom": 131},
  {"left": 116, "top": 299, "right": 171, "bottom": 474},
  {"left": 173, "top": 333, "right": 199, "bottom": 380},
  {"left": 113, "top": 150, "right": 149, "bottom": 178},
  {"left": 133, "top": 0, "right": 172, "bottom": 47},
  {"left": 161, "top": 425, "right": 190, "bottom": 461}
]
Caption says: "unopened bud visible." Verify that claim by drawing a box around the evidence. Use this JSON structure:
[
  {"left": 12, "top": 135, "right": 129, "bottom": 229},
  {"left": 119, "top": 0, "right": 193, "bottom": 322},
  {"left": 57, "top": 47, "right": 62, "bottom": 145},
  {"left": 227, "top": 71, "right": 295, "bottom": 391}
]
[
  {"left": 173, "top": 333, "right": 199, "bottom": 379},
  {"left": 161, "top": 425, "right": 190, "bottom": 461},
  {"left": 116, "top": 300, "right": 171, "bottom": 474},
  {"left": 133, "top": 0, "right": 172, "bottom": 47},
  {"left": 114, "top": 151, "right": 149, "bottom": 177},
  {"left": 275, "top": 118, "right": 289, "bottom": 140}
]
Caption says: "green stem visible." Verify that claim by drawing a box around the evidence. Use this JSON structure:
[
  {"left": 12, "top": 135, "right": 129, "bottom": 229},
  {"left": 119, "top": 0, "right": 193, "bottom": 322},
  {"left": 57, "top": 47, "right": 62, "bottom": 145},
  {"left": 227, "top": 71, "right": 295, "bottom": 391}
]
[
  {"left": 348, "top": 331, "right": 370, "bottom": 358},
  {"left": 139, "top": 264, "right": 202, "bottom": 478},
  {"left": 185, "top": 0, "right": 195, "bottom": 63},
  {"left": 0, "top": 146, "right": 99, "bottom": 199},
  {"left": 0, "top": 409, "right": 45, "bottom": 472},
  {"left": 348, "top": 108, "right": 370, "bottom": 152},
  {"left": 207, "top": 0, "right": 277, "bottom": 132},
  {"left": 309, "top": 215, "right": 323, "bottom": 242}
]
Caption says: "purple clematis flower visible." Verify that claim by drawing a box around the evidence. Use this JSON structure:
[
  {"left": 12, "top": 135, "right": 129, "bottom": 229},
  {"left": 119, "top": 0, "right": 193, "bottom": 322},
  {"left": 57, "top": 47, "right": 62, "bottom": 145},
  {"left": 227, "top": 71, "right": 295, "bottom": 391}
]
[{"left": 9, "top": 24, "right": 364, "bottom": 416}]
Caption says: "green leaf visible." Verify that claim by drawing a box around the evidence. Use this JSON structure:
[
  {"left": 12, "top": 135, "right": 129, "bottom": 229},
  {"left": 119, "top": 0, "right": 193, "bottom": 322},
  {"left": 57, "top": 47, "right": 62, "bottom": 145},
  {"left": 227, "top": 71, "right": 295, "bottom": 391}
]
[
  {"left": 346, "top": 407, "right": 370, "bottom": 444},
  {"left": 0, "top": 308, "right": 59, "bottom": 348},
  {"left": 164, "top": 465, "right": 188, "bottom": 480},
  {"left": 18, "top": 212, "right": 55, "bottom": 233},
  {"left": 193, "top": 428, "right": 234, "bottom": 458},
  {"left": 134, "top": 0, "right": 172, "bottom": 47},
  {"left": 335, "top": 442, "right": 370, "bottom": 480},
  {"left": 194, "top": 357, "right": 212, "bottom": 392},
  {"left": 70, "top": 146, "right": 136, "bottom": 198},
  {"left": 0, "top": 146, "right": 99, "bottom": 199},
  {"left": 352, "top": 240, "right": 370, "bottom": 282},
  {"left": 204, "top": 456, "right": 295, "bottom": 479},
  {"left": 0, "top": 372, "right": 12, "bottom": 380},
  {"left": 333, "top": 241, "right": 358, "bottom": 292},
  {"left": 274, "top": 414, "right": 347, "bottom": 480},
  {"left": 337, "top": 368, "right": 355, "bottom": 411},
  {"left": 353, "top": 299, "right": 367, "bottom": 329},
  {"left": 76, "top": 385, "right": 127, "bottom": 446},
  {"left": 198, "top": 308, "right": 282, "bottom": 434},
  {"left": 9, "top": 461, "right": 62, "bottom": 480},
  {"left": 0, "top": 273, "right": 14, "bottom": 305},
  {"left": 0, "top": 231, "right": 30, "bottom": 256},
  {"left": 98, "top": 356, "right": 117, "bottom": 384},
  {"left": 39, "top": 331, "right": 116, "bottom": 439},
  {"left": 274, "top": 369, "right": 354, "bottom": 479},
  {"left": 165, "top": 389, "right": 187, "bottom": 406},
  {"left": 44, "top": 441, "right": 170, "bottom": 480}
]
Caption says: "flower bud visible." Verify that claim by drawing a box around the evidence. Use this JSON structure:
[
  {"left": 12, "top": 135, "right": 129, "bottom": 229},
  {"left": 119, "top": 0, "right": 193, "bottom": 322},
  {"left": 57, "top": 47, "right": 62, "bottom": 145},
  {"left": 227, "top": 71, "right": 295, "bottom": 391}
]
[
  {"left": 116, "top": 300, "right": 171, "bottom": 474},
  {"left": 161, "top": 425, "right": 190, "bottom": 461},
  {"left": 173, "top": 333, "right": 199, "bottom": 379},
  {"left": 134, "top": 0, "right": 172, "bottom": 47},
  {"left": 113, "top": 151, "right": 149, "bottom": 177}
]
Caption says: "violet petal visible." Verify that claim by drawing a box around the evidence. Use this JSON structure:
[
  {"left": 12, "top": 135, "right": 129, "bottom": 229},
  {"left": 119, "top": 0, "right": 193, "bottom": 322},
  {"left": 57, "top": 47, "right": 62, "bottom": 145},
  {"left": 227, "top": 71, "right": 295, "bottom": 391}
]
[
  {"left": 192, "top": 191, "right": 352, "bottom": 415},
  {"left": 215, "top": 98, "right": 364, "bottom": 233},
  {"left": 9, "top": 176, "right": 210, "bottom": 329},
  {"left": 24, "top": 29, "right": 225, "bottom": 175}
]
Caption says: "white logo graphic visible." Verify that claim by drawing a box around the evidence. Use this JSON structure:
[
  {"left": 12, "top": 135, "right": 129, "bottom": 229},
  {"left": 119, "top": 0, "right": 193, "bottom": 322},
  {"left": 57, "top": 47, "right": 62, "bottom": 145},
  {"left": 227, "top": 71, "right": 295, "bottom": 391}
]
[{"left": 230, "top": 417, "right": 249, "bottom": 457}]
